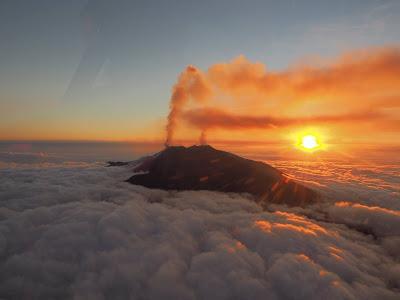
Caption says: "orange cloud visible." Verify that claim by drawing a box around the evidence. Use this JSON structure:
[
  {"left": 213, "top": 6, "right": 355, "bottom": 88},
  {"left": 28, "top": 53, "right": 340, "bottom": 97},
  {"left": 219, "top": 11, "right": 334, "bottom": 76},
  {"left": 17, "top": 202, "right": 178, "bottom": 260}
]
[
  {"left": 206, "top": 47, "right": 400, "bottom": 107},
  {"left": 334, "top": 201, "right": 400, "bottom": 216},
  {"left": 182, "top": 107, "right": 384, "bottom": 131},
  {"left": 254, "top": 213, "right": 329, "bottom": 237}
]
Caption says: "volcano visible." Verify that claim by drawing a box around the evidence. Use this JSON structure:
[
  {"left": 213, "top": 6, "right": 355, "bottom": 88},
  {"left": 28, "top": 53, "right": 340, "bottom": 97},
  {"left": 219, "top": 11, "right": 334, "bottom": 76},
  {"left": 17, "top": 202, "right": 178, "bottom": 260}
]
[{"left": 126, "top": 145, "right": 319, "bottom": 207}]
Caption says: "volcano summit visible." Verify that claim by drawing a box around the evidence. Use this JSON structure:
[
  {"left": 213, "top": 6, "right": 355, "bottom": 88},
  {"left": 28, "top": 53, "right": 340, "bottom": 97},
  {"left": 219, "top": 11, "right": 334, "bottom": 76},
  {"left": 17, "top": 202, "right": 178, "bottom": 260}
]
[{"left": 126, "top": 145, "right": 319, "bottom": 207}]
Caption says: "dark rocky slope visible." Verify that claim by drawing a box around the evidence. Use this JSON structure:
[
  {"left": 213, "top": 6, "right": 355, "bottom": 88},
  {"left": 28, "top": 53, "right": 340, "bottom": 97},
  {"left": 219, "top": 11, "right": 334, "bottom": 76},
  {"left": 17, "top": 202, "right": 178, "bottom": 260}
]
[{"left": 126, "top": 145, "right": 319, "bottom": 207}]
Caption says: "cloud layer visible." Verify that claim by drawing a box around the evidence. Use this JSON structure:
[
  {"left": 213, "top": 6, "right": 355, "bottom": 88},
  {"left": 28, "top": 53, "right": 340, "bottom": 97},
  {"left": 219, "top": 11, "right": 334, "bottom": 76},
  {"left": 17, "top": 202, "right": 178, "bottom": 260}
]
[
  {"left": 0, "top": 161, "right": 399, "bottom": 299},
  {"left": 269, "top": 158, "right": 400, "bottom": 210}
]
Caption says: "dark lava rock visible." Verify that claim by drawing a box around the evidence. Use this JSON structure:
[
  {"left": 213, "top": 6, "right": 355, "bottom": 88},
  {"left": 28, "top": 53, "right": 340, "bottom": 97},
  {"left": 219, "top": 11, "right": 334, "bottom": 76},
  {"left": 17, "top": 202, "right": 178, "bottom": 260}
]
[{"left": 127, "top": 145, "right": 319, "bottom": 207}]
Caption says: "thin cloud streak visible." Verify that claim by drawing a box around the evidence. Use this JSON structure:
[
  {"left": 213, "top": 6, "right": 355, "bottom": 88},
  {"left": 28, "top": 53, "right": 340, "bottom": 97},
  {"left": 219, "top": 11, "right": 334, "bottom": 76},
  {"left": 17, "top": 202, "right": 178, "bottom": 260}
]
[{"left": 182, "top": 108, "right": 384, "bottom": 130}]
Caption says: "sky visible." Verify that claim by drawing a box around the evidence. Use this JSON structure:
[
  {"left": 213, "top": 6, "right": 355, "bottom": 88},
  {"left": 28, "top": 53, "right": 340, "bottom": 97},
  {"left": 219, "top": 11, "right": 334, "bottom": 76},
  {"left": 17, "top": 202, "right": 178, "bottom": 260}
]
[{"left": 0, "top": 0, "right": 399, "bottom": 149}]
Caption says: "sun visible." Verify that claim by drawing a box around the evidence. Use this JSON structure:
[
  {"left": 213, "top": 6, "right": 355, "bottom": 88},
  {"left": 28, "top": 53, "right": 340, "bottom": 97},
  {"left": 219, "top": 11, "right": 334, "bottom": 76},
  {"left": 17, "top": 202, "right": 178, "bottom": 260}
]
[
  {"left": 290, "top": 128, "right": 326, "bottom": 153},
  {"left": 301, "top": 135, "right": 319, "bottom": 149},
  {"left": 294, "top": 131, "right": 323, "bottom": 152}
]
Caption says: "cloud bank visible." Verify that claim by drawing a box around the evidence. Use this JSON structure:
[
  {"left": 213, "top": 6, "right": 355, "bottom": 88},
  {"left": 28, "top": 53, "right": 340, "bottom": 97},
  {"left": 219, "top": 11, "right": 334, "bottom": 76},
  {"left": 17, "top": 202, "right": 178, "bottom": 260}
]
[{"left": 0, "top": 162, "right": 399, "bottom": 299}]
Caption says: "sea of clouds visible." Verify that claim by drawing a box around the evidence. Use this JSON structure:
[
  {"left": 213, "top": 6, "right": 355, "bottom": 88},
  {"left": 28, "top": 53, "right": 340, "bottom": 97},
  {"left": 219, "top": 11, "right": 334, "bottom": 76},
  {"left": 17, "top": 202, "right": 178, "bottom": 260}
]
[
  {"left": 0, "top": 152, "right": 399, "bottom": 299},
  {"left": 272, "top": 159, "right": 400, "bottom": 209}
]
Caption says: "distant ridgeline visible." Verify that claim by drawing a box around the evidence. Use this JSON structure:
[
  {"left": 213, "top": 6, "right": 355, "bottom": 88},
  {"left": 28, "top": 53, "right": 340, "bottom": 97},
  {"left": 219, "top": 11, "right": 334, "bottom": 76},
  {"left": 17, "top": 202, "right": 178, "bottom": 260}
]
[{"left": 120, "top": 145, "right": 319, "bottom": 207}]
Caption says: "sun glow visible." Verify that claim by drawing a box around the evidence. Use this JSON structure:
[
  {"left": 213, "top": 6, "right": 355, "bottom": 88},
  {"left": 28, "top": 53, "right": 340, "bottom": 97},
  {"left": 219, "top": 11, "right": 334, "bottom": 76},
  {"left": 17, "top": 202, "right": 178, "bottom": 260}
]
[
  {"left": 294, "top": 131, "right": 324, "bottom": 152},
  {"left": 302, "top": 135, "right": 319, "bottom": 149}
]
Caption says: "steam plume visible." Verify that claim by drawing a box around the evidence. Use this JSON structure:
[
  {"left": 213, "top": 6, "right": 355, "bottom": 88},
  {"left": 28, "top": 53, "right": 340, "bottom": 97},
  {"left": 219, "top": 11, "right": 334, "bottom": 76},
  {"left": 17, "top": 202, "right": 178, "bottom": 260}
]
[
  {"left": 199, "top": 130, "right": 207, "bottom": 145},
  {"left": 165, "top": 66, "right": 211, "bottom": 146}
]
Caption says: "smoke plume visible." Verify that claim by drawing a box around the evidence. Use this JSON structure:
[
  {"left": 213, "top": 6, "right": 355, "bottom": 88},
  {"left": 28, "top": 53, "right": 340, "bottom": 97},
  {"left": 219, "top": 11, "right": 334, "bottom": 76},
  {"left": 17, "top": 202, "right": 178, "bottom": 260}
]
[{"left": 165, "top": 66, "right": 211, "bottom": 146}]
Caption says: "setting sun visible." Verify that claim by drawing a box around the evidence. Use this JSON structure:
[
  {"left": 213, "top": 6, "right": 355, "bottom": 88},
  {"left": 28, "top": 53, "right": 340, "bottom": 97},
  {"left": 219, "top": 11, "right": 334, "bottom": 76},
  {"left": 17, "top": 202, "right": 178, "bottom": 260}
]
[
  {"left": 301, "top": 135, "right": 319, "bottom": 149},
  {"left": 294, "top": 131, "right": 323, "bottom": 152}
]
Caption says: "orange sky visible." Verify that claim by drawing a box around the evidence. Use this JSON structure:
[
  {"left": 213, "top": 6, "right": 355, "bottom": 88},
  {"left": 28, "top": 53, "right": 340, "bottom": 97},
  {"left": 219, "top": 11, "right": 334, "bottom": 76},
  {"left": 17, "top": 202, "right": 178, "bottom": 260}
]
[
  {"left": 2, "top": 46, "right": 399, "bottom": 160},
  {"left": 165, "top": 46, "right": 400, "bottom": 150}
]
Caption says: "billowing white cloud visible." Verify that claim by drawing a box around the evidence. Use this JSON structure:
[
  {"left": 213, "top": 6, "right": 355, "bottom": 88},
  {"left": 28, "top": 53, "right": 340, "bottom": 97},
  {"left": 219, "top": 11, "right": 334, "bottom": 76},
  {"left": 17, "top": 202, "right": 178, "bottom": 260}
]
[
  {"left": 327, "top": 201, "right": 400, "bottom": 237},
  {"left": 0, "top": 163, "right": 399, "bottom": 299}
]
